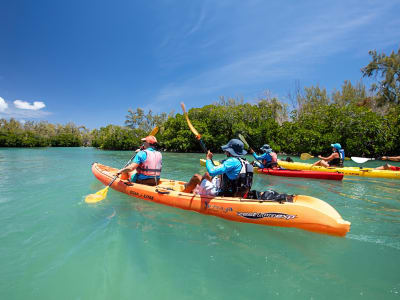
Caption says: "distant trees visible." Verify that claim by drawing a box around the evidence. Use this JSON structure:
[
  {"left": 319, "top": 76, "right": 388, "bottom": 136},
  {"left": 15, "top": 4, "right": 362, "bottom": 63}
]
[
  {"left": 0, "top": 119, "right": 84, "bottom": 147},
  {"left": 362, "top": 47, "right": 400, "bottom": 105}
]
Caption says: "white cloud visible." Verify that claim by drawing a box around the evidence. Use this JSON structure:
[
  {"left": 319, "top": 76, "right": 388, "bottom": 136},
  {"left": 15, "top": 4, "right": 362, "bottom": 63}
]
[
  {"left": 0, "top": 97, "right": 8, "bottom": 112},
  {"left": 14, "top": 100, "right": 46, "bottom": 110}
]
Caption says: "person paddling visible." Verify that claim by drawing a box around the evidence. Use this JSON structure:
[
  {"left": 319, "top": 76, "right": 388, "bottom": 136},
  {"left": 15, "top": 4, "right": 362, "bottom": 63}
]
[
  {"left": 183, "top": 139, "right": 253, "bottom": 197},
  {"left": 117, "top": 135, "right": 162, "bottom": 186},
  {"left": 249, "top": 144, "right": 278, "bottom": 169},
  {"left": 312, "top": 143, "right": 345, "bottom": 168}
]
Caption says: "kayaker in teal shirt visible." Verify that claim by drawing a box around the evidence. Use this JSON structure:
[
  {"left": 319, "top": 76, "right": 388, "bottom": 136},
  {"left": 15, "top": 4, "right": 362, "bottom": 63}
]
[
  {"left": 118, "top": 135, "right": 162, "bottom": 186},
  {"left": 184, "top": 139, "right": 253, "bottom": 197},
  {"left": 249, "top": 144, "right": 278, "bottom": 169}
]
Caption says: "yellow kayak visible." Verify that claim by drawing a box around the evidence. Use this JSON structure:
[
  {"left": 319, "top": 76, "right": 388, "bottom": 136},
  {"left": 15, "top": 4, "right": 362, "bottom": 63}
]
[{"left": 278, "top": 160, "right": 400, "bottom": 180}]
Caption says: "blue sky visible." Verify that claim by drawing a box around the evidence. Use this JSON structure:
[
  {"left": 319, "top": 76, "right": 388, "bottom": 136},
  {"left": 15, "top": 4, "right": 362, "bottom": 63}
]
[{"left": 0, "top": 0, "right": 399, "bottom": 129}]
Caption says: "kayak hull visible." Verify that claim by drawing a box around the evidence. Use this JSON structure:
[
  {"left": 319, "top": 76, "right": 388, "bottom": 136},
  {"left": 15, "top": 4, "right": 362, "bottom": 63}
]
[
  {"left": 200, "top": 159, "right": 343, "bottom": 180},
  {"left": 91, "top": 163, "right": 350, "bottom": 236},
  {"left": 278, "top": 160, "right": 400, "bottom": 180},
  {"left": 254, "top": 167, "right": 344, "bottom": 180}
]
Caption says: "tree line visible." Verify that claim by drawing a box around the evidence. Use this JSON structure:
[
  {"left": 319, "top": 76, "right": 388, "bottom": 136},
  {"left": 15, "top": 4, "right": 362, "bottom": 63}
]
[{"left": 1, "top": 47, "right": 399, "bottom": 156}]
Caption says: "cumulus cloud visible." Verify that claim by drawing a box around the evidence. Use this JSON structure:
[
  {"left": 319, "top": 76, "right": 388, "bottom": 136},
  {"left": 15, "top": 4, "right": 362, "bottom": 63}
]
[
  {"left": 0, "top": 97, "right": 8, "bottom": 112},
  {"left": 13, "top": 100, "right": 46, "bottom": 110}
]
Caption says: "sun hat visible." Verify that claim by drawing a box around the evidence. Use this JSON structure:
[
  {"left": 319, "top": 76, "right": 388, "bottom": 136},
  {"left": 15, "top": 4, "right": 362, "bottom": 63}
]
[
  {"left": 221, "top": 139, "right": 247, "bottom": 157},
  {"left": 141, "top": 135, "right": 157, "bottom": 144},
  {"left": 331, "top": 143, "right": 342, "bottom": 150},
  {"left": 260, "top": 144, "right": 272, "bottom": 153}
]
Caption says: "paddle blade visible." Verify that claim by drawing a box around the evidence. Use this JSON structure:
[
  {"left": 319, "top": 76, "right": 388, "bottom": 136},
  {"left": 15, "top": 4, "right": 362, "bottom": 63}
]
[
  {"left": 180, "top": 102, "right": 201, "bottom": 138},
  {"left": 85, "top": 186, "right": 109, "bottom": 203},
  {"left": 300, "top": 153, "right": 314, "bottom": 160},
  {"left": 238, "top": 134, "right": 250, "bottom": 149},
  {"left": 149, "top": 126, "right": 159, "bottom": 136},
  {"left": 351, "top": 157, "right": 373, "bottom": 164}
]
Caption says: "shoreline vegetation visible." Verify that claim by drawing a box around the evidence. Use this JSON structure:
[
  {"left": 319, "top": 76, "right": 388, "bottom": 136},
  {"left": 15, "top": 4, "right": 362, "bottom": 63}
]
[{"left": 1, "top": 48, "right": 399, "bottom": 156}]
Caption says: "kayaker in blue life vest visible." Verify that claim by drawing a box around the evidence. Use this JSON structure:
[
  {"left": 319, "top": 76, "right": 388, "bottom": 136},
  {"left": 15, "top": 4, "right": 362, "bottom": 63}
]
[
  {"left": 183, "top": 139, "right": 253, "bottom": 197},
  {"left": 117, "top": 135, "right": 162, "bottom": 186},
  {"left": 249, "top": 144, "right": 278, "bottom": 169},
  {"left": 312, "top": 143, "right": 345, "bottom": 168}
]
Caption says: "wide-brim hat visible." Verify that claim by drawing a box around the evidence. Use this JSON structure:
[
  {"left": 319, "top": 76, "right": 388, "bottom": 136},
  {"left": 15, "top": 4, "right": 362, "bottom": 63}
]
[
  {"left": 260, "top": 144, "right": 272, "bottom": 153},
  {"left": 141, "top": 135, "right": 157, "bottom": 144},
  {"left": 331, "top": 143, "right": 341, "bottom": 150},
  {"left": 221, "top": 139, "right": 247, "bottom": 157}
]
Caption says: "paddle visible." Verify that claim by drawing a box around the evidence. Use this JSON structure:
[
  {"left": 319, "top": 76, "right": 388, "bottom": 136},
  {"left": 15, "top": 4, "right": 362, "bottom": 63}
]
[
  {"left": 238, "top": 133, "right": 262, "bottom": 165},
  {"left": 180, "top": 102, "right": 215, "bottom": 165},
  {"left": 85, "top": 126, "right": 159, "bottom": 204},
  {"left": 300, "top": 153, "right": 314, "bottom": 160},
  {"left": 351, "top": 157, "right": 376, "bottom": 164}
]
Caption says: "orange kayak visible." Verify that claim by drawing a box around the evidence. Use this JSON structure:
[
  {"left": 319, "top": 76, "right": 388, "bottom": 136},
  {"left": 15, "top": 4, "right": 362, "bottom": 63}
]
[{"left": 91, "top": 163, "right": 351, "bottom": 236}]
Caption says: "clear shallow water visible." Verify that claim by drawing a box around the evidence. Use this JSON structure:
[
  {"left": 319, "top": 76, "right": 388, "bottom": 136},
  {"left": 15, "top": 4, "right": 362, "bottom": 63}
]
[{"left": 0, "top": 148, "right": 399, "bottom": 299}]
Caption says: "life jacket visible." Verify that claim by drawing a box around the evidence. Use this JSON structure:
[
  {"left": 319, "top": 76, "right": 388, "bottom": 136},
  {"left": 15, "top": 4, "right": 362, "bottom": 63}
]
[
  {"left": 329, "top": 149, "right": 345, "bottom": 167},
  {"left": 136, "top": 150, "right": 162, "bottom": 176},
  {"left": 262, "top": 152, "right": 278, "bottom": 167},
  {"left": 219, "top": 158, "right": 253, "bottom": 198}
]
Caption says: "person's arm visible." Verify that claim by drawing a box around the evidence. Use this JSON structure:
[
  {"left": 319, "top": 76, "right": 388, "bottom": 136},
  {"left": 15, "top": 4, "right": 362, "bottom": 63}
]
[
  {"left": 118, "top": 151, "right": 146, "bottom": 174},
  {"left": 118, "top": 162, "right": 139, "bottom": 174},
  {"left": 382, "top": 156, "right": 400, "bottom": 162},
  {"left": 252, "top": 152, "right": 265, "bottom": 161},
  {"left": 318, "top": 153, "right": 338, "bottom": 162},
  {"left": 205, "top": 151, "right": 229, "bottom": 177}
]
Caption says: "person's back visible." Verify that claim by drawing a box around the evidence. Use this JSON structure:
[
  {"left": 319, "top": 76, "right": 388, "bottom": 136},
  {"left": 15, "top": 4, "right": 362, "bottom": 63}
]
[
  {"left": 216, "top": 156, "right": 253, "bottom": 197},
  {"left": 118, "top": 135, "right": 162, "bottom": 186}
]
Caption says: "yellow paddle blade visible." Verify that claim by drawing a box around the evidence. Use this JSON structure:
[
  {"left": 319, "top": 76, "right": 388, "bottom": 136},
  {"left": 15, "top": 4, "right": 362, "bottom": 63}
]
[
  {"left": 300, "top": 153, "right": 314, "bottom": 160},
  {"left": 149, "top": 126, "right": 159, "bottom": 136},
  {"left": 180, "top": 102, "right": 201, "bottom": 138},
  {"left": 85, "top": 186, "right": 110, "bottom": 203},
  {"left": 238, "top": 134, "right": 250, "bottom": 149}
]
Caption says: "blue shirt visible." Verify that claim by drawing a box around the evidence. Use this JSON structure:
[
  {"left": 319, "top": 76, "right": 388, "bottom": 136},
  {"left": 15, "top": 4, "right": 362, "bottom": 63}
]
[
  {"left": 206, "top": 157, "right": 242, "bottom": 180},
  {"left": 252, "top": 152, "right": 271, "bottom": 168},
  {"left": 131, "top": 147, "right": 160, "bottom": 180}
]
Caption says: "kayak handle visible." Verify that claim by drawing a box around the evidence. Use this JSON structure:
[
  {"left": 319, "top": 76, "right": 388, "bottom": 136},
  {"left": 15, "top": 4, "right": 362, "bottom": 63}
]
[{"left": 156, "top": 189, "right": 170, "bottom": 194}]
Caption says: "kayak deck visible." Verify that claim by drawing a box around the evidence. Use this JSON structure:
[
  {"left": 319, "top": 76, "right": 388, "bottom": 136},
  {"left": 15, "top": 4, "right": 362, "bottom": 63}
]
[{"left": 91, "top": 163, "right": 350, "bottom": 236}]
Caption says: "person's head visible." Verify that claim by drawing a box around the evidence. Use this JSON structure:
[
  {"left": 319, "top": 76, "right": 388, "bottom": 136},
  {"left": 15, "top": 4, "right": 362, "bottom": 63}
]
[
  {"left": 221, "top": 139, "right": 247, "bottom": 157},
  {"left": 141, "top": 135, "right": 157, "bottom": 149},
  {"left": 331, "top": 143, "right": 342, "bottom": 152},
  {"left": 285, "top": 157, "right": 294, "bottom": 162},
  {"left": 260, "top": 144, "right": 272, "bottom": 153}
]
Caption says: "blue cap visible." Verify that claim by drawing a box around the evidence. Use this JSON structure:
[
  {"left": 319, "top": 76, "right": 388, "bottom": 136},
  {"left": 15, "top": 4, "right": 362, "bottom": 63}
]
[
  {"left": 331, "top": 143, "right": 342, "bottom": 150},
  {"left": 260, "top": 144, "right": 272, "bottom": 153},
  {"left": 221, "top": 139, "right": 247, "bottom": 157}
]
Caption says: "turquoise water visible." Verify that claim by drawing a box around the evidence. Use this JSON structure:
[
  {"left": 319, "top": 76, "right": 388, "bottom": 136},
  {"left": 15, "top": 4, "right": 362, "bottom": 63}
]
[{"left": 0, "top": 148, "right": 399, "bottom": 299}]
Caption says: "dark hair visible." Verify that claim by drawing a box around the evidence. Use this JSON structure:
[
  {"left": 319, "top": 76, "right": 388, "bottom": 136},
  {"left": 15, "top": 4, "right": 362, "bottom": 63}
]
[{"left": 285, "top": 157, "right": 294, "bottom": 162}]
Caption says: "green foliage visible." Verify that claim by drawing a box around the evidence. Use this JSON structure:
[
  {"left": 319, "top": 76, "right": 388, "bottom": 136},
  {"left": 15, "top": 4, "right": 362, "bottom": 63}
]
[
  {"left": 91, "top": 125, "right": 144, "bottom": 150},
  {"left": 0, "top": 119, "right": 85, "bottom": 147}
]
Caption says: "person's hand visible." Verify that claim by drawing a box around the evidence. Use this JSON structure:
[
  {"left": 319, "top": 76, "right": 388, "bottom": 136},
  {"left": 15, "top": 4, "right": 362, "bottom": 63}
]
[
  {"left": 382, "top": 156, "right": 387, "bottom": 160},
  {"left": 248, "top": 148, "right": 254, "bottom": 154},
  {"left": 135, "top": 148, "right": 140, "bottom": 153},
  {"left": 206, "top": 150, "right": 213, "bottom": 160},
  {"left": 318, "top": 155, "right": 322, "bottom": 159}
]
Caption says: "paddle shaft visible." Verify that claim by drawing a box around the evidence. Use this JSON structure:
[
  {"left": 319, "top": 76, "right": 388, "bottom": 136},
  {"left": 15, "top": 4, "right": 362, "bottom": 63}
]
[{"left": 238, "top": 134, "right": 262, "bottom": 164}]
